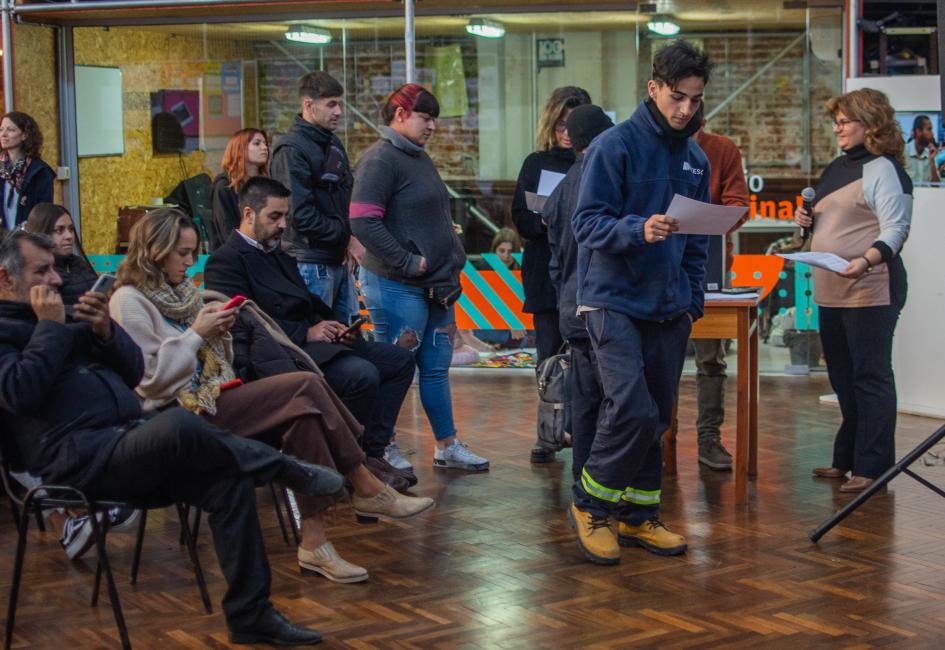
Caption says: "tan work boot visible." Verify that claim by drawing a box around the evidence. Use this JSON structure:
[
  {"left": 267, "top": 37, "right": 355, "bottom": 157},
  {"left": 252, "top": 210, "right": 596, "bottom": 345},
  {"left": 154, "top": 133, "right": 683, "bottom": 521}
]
[
  {"left": 298, "top": 541, "right": 369, "bottom": 583},
  {"left": 568, "top": 503, "right": 619, "bottom": 565},
  {"left": 617, "top": 518, "right": 687, "bottom": 556},
  {"left": 351, "top": 484, "right": 435, "bottom": 523}
]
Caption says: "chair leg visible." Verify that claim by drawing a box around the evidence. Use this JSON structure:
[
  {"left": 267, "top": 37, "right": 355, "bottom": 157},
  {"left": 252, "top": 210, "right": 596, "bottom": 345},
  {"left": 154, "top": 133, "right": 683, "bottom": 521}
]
[
  {"left": 87, "top": 509, "right": 131, "bottom": 650},
  {"left": 175, "top": 504, "right": 212, "bottom": 614},
  {"left": 130, "top": 510, "right": 148, "bottom": 585},
  {"left": 33, "top": 509, "right": 46, "bottom": 532},
  {"left": 283, "top": 488, "right": 301, "bottom": 546},
  {"left": 269, "top": 482, "right": 291, "bottom": 545},
  {"left": 91, "top": 515, "right": 110, "bottom": 607},
  {"left": 178, "top": 504, "right": 189, "bottom": 546},
  {"left": 191, "top": 508, "right": 201, "bottom": 543},
  {"left": 4, "top": 503, "right": 31, "bottom": 650}
]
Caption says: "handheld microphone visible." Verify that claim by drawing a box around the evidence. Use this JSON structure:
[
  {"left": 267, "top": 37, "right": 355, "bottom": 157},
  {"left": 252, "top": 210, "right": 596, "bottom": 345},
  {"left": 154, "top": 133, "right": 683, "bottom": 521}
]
[{"left": 800, "top": 187, "right": 815, "bottom": 240}]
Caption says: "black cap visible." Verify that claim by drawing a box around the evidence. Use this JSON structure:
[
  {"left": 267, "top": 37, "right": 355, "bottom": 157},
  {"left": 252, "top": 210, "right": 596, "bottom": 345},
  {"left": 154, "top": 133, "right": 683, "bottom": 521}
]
[{"left": 566, "top": 105, "right": 614, "bottom": 151}]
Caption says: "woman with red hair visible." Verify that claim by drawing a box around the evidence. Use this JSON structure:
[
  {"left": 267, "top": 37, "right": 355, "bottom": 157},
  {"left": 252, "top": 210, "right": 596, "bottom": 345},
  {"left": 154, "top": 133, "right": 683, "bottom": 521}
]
[
  {"left": 209, "top": 128, "right": 269, "bottom": 250},
  {"left": 351, "top": 83, "right": 490, "bottom": 473}
]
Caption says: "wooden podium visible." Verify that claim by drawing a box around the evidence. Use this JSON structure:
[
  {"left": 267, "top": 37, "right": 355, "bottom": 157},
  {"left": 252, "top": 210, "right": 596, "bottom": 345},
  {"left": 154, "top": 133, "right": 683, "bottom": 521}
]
[{"left": 663, "top": 298, "right": 761, "bottom": 506}]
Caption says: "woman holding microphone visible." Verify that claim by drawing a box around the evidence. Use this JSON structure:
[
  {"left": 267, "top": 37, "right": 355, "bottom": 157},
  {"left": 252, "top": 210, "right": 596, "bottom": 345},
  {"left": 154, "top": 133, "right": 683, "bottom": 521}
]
[{"left": 796, "top": 88, "right": 912, "bottom": 493}]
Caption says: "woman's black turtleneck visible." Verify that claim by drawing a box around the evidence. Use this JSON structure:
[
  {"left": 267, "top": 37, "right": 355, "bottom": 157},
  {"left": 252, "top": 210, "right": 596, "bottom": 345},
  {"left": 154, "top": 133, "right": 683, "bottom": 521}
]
[{"left": 511, "top": 145, "right": 576, "bottom": 314}]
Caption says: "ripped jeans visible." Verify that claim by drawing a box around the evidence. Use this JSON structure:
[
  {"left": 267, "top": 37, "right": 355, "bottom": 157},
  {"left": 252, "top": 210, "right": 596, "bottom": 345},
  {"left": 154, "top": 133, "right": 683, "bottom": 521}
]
[{"left": 360, "top": 269, "right": 457, "bottom": 440}]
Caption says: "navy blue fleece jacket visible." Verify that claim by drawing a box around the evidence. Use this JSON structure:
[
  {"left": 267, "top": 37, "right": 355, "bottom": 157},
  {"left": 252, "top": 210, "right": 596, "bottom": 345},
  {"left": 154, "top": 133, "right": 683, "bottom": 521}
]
[{"left": 572, "top": 101, "right": 710, "bottom": 321}]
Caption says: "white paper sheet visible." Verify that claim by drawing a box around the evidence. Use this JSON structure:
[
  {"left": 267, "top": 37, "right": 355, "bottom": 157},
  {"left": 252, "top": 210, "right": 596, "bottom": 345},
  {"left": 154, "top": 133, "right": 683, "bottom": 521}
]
[
  {"left": 664, "top": 194, "right": 748, "bottom": 235},
  {"left": 705, "top": 291, "right": 760, "bottom": 302},
  {"left": 537, "top": 169, "right": 566, "bottom": 197},
  {"left": 524, "top": 191, "right": 547, "bottom": 213},
  {"left": 777, "top": 252, "right": 850, "bottom": 273}
]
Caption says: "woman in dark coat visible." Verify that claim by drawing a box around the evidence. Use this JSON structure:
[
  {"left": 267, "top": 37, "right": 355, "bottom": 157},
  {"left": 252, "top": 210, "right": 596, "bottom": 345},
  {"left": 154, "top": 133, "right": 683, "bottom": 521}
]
[
  {"left": 512, "top": 86, "right": 590, "bottom": 463},
  {"left": 210, "top": 128, "right": 269, "bottom": 250},
  {"left": 25, "top": 203, "right": 98, "bottom": 306},
  {"left": 1, "top": 111, "right": 55, "bottom": 232}
]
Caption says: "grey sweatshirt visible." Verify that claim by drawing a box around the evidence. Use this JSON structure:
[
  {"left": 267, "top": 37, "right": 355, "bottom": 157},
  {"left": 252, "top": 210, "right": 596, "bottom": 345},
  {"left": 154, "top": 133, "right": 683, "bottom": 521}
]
[{"left": 349, "top": 126, "right": 465, "bottom": 288}]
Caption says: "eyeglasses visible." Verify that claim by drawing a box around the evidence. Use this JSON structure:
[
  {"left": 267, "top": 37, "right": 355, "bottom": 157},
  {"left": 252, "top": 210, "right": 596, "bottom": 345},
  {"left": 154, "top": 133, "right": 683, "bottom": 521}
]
[
  {"left": 52, "top": 224, "right": 76, "bottom": 236},
  {"left": 833, "top": 118, "right": 860, "bottom": 130}
]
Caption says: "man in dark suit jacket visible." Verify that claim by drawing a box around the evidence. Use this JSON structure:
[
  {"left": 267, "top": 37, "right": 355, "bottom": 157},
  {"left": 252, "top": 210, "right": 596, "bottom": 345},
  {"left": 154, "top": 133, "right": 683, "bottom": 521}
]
[
  {"left": 203, "top": 176, "right": 418, "bottom": 489},
  {"left": 0, "top": 229, "right": 338, "bottom": 646}
]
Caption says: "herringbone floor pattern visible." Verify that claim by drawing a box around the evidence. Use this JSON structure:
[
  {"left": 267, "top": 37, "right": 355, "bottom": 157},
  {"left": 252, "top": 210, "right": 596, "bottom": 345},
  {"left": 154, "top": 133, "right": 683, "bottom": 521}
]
[{"left": 3, "top": 371, "right": 945, "bottom": 648}]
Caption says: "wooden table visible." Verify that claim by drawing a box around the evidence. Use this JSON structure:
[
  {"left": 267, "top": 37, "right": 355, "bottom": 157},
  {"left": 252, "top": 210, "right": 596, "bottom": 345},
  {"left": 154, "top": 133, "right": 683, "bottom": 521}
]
[{"left": 662, "top": 298, "right": 760, "bottom": 505}]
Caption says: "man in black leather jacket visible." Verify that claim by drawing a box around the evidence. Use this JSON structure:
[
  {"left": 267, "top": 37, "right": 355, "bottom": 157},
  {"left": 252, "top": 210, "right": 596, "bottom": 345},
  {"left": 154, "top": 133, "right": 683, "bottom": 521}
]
[
  {"left": 270, "top": 71, "right": 363, "bottom": 324},
  {"left": 0, "top": 229, "right": 339, "bottom": 646}
]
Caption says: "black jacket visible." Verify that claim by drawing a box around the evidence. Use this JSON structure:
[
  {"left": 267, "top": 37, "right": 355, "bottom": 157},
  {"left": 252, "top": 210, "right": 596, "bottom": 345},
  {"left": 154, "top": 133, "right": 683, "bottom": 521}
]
[
  {"left": 1, "top": 159, "right": 55, "bottom": 231},
  {"left": 56, "top": 254, "right": 99, "bottom": 306},
  {"left": 0, "top": 300, "right": 144, "bottom": 489},
  {"left": 203, "top": 231, "right": 351, "bottom": 366},
  {"left": 209, "top": 173, "right": 239, "bottom": 252},
  {"left": 270, "top": 115, "right": 352, "bottom": 265},
  {"left": 511, "top": 147, "right": 575, "bottom": 314},
  {"left": 546, "top": 155, "right": 586, "bottom": 341}
]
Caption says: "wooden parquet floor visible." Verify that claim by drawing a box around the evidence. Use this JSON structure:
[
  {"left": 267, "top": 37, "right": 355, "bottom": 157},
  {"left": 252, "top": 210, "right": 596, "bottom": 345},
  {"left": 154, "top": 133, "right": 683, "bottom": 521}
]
[{"left": 4, "top": 372, "right": 945, "bottom": 648}]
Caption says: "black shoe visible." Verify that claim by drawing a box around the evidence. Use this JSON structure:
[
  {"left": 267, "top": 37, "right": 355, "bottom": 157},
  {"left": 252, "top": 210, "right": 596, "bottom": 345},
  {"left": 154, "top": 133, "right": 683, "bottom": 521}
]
[
  {"left": 229, "top": 609, "right": 322, "bottom": 646},
  {"left": 275, "top": 457, "right": 344, "bottom": 497},
  {"left": 530, "top": 445, "right": 556, "bottom": 463},
  {"left": 366, "top": 456, "right": 418, "bottom": 488}
]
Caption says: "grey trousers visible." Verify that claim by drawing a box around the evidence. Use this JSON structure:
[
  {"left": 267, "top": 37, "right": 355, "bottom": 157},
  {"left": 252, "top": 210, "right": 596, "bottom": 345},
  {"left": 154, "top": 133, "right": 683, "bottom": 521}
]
[{"left": 693, "top": 339, "right": 727, "bottom": 444}]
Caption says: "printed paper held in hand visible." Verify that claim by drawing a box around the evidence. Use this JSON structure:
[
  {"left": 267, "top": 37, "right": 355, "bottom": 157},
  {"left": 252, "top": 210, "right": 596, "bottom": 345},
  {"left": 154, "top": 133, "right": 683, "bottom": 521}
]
[
  {"left": 664, "top": 194, "right": 748, "bottom": 235},
  {"left": 525, "top": 170, "right": 567, "bottom": 213},
  {"left": 777, "top": 252, "right": 850, "bottom": 273}
]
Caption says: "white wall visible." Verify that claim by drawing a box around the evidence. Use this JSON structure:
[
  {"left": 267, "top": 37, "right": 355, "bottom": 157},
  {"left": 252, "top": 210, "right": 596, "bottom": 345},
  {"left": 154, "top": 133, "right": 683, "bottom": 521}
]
[
  {"left": 892, "top": 187, "right": 945, "bottom": 418},
  {"left": 846, "top": 75, "right": 941, "bottom": 111}
]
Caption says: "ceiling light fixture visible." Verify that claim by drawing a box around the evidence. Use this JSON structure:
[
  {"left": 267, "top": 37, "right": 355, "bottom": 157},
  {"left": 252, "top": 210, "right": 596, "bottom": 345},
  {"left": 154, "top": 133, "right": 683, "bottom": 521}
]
[
  {"left": 466, "top": 18, "right": 506, "bottom": 39},
  {"left": 647, "top": 17, "right": 681, "bottom": 37},
  {"left": 285, "top": 26, "right": 333, "bottom": 45}
]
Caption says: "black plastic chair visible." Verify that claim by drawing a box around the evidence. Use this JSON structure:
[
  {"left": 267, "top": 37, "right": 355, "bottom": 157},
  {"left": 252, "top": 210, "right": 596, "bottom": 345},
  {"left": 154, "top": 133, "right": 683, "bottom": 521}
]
[{"left": 1, "top": 439, "right": 211, "bottom": 650}]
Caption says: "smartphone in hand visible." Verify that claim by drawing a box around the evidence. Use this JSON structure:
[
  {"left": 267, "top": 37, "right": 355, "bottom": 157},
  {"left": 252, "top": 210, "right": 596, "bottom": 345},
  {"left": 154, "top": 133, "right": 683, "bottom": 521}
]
[
  {"left": 333, "top": 316, "right": 367, "bottom": 342},
  {"left": 222, "top": 295, "right": 247, "bottom": 311},
  {"left": 89, "top": 274, "right": 117, "bottom": 294}
]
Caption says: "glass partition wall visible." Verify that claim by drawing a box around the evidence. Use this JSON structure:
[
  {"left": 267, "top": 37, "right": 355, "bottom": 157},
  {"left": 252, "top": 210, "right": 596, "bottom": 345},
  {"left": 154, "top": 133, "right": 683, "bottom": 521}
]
[{"left": 72, "top": 4, "right": 842, "bottom": 371}]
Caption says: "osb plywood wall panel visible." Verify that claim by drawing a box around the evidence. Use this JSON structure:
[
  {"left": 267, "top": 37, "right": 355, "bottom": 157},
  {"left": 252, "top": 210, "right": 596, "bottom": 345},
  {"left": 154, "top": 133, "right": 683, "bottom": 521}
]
[
  {"left": 74, "top": 28, "right": 255, "bottom": 253},
  {"left": 9, "top": 24, "right": 61, "bottom": 204}
]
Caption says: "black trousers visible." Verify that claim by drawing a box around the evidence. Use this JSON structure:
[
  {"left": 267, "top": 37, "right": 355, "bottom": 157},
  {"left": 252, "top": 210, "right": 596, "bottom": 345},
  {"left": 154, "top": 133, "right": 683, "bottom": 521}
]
[
  {"left": 86, "top": 408, "right": 288, "bottom": 630},
  {"left": 532, "top": 310, "right": 564, "bottom": 365},
  {"left": 569, "top": 337, "right": 602, "bottom": 482},
  {"left": 315, "top": 340, "right": 415, "bottom": 458},
  {"left": 819, "top": 304, "right": 901, "bottom": 478}
]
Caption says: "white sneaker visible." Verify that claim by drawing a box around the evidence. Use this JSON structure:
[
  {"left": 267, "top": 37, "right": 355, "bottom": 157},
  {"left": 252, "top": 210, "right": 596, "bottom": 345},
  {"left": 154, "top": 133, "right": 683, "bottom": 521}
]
[
  {"left": 433, "top": 439, "right": 489, "bottom": 471},
  {"left": 384, "top": 441, "right": 413, "bottom": 472}
]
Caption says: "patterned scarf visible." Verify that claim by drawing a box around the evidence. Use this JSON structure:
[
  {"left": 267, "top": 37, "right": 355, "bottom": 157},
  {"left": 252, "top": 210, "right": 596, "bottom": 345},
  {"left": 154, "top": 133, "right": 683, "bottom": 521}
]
[
  {"left": 139, "top": 278, "right": 235, "bottom": 415},
  {"left": 0, "top": 154, "right": 30, "bottom": 209}
]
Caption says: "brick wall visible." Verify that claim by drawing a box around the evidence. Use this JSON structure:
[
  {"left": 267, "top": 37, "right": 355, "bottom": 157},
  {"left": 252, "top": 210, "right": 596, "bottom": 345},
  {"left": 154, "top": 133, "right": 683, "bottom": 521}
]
[
  {"left": 256, "top": 38, "right": 479, "bottom": 180},
  {"left": 695, "top": 34, "right": 842, "bottom": 180}
]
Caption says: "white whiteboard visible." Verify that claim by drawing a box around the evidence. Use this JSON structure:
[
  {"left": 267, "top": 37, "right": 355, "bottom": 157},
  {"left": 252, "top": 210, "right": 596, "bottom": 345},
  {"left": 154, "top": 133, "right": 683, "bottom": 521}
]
[{"left": 75, "top": 65, "right": 124, "bottom": 157}]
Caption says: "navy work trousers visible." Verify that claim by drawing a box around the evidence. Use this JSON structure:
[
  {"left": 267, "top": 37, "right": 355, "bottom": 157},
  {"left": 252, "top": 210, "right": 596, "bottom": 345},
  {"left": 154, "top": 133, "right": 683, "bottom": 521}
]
[{"left": 573, "top": 309, "right": 691, "bottom": 524}]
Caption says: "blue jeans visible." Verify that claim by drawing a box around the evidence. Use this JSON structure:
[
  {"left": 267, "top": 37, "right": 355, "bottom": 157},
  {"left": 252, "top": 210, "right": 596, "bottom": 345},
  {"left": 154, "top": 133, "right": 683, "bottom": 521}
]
[
  {"left": 360, "top": 269, "right": 456, "bottom": 440},
  {"left": 297, "top": 262, "right": 359, "bottom": 324}
]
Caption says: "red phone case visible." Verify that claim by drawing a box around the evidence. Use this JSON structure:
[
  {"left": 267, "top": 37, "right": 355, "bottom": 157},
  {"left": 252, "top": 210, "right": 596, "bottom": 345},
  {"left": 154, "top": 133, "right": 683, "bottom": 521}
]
[
  {"left": 219, "top": 378, "right": 244, "bottom": 392},
  {"left": 223, "top": 295, "right": 247, "bottom": 311}
]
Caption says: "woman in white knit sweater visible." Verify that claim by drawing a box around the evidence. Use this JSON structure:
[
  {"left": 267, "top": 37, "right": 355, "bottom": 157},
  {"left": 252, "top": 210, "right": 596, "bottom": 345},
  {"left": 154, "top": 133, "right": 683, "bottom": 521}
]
[{"left": 109, "top": 208, "right": 434, "bottom": 583}]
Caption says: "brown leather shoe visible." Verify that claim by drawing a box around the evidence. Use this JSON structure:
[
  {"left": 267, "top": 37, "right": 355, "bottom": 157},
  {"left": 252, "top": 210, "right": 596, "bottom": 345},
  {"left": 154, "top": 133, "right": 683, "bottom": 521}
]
[
  {"left": 366, "top": 455, "right": 417, "bottom": 488},
  {"left": 839, "top": 476, "right": 875, "bottom": 493},
  {"left": 813, "top": 466, "right": 847, "bottom": 479},
  {"left": 364, "top": 458, "right": 410, "bottom": 494}
]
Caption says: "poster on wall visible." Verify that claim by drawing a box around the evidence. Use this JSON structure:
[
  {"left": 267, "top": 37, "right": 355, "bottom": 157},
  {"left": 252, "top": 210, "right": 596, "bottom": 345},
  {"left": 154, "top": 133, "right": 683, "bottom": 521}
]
[
  {"left": 425, "top": 44, "right": 469, "bottom": 118},
  {"left": 150, "top": 90, "right": 200, "bottom": 154},
  {"left": 201, "top": 61, "right": 243, "bottom": 151}
]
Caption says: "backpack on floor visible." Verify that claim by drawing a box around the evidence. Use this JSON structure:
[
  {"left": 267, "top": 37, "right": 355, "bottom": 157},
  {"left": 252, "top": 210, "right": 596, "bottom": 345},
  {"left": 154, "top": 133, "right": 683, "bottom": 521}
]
[{"left": 536, "top": 347, "right": 570, "bottom": 450}]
